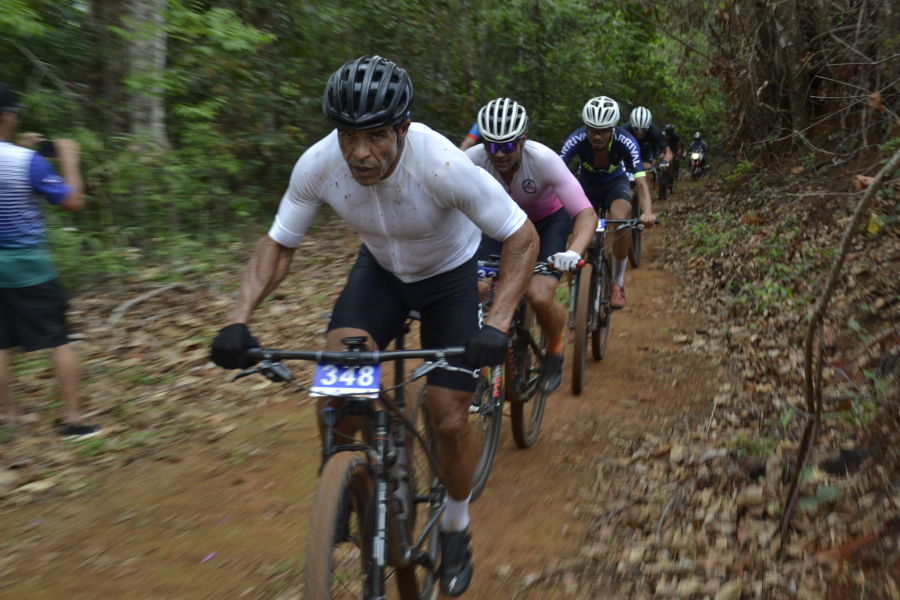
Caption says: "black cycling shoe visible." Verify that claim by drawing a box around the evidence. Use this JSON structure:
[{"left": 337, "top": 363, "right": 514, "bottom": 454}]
[
  {"left": 438, "top": 528, "right": 473, "bottom": 596},
  {"left": 540, "top": 349, "right": 565, "bottom": 393}
]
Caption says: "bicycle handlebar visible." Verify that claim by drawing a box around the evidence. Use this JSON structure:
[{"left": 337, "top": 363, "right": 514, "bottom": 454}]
[{"left": 246, "top": 347, "right": 465, "bottom": 364}]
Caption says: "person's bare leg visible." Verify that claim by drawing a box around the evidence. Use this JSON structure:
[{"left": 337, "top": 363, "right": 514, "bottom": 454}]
[
  {"left": 52, "top": 344, "right": 81, "bottom": 425},
  {"left": 527, "top": 274, "right": 565, "bottom": 342},
  {"left": 0, "top": 349, "right": 20, "bottom": 425},
  {"left": 426, "top": 385, "right": 477, "bottom": 504},
  {"left": 610, "top": 198, "right": 632, "bottom": 263}
]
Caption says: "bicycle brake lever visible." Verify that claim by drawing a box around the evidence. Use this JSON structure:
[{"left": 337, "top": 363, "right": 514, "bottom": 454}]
[
  {"left": 412, "top": 360, "right": 443, "bottom": 380},
  {"left": 260, "top": 360, "right": 294, "bottom": 383},
  {"left": 232, "top": 367, "right": 260, "bottom": 381}
]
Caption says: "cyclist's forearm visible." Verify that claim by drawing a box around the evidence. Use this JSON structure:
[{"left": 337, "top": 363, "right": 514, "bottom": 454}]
[
  {"left": 636, "top": 178, "right": 653, "bottom": 215},
  {"left": 484, "top": 222, "right": 539, "bottom": 331},
  {"left": 569, "top": 208, "right": 596, "bottom": 257},
  {"left": 226, "top": 235, "right": 296, "bottom": 326}
]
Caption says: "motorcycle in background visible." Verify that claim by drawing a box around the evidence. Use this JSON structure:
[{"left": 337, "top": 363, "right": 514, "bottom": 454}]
[{"left": 690, "top": 151, "right": 708, "bottom": 180}]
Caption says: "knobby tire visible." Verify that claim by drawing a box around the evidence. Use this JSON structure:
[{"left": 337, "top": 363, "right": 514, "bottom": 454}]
[
  {"left": 593, "top": 252, "right": 612, "bottom": 361},
  {"left": 629, "top": 199, "right": 642, "bottom": 268},
  {"left": 571, "top": 264, "right": 593, "bottom": 395},
  {"left": 510, "top": 305, "right": 549, "bottom": 448}
]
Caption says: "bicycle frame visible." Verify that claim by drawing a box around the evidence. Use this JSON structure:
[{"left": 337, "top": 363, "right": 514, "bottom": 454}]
[{"left": 244, "top": 342, "right": 468, "bottom": 596}]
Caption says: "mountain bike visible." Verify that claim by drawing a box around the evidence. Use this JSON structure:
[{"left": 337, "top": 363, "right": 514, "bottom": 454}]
[
  {"left": 656, "top": 161, "right": 669, "bottom": 202},
  {"left": 568, "top": 215, "right": 657, "bottom": 395},
  {"left": 237, "top": 336, "right": 476, "bottom": 599},
  {"left": 462, "top": 260, "right": 554, "bottom": 459}
]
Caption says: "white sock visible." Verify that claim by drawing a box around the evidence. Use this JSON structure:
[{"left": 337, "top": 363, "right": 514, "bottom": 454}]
[
  {"left": 613, "top": 257, "right": 627, "bottom": 287},
  {"left": 441, "top": 494, "right": 472, "bottom": 531}
]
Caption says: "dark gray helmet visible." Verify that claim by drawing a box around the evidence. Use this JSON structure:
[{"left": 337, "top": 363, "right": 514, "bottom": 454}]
[
  {"left": 323, "top": 56, "right": 413, "bottom": 130},
  {"left": 694, "top": 131, "right": 702, "bottom": 140},
  {"left": 664, "top": 124, "right": 674, "bottom": 135}
]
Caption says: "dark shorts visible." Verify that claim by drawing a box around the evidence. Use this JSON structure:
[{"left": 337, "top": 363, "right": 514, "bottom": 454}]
[
  {"left": 0, "top": 279, "right": 70, "bottom": 352},
  {"left": 578, "top": 173, "right": 632, "bottom": 214},
  {"left": 478, "top": 207, "right": 572, "bottom": 280},
  {"left": 328, "top": 245, "right": 481, "bottom": 392}
]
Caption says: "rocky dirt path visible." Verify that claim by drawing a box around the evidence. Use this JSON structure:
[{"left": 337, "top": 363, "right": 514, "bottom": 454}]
[{"left": 0, "top": 202, "right": 716, "bottom": 599}]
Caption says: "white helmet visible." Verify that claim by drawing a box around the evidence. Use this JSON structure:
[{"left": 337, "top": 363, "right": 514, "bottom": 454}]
[
  {"left": 477, "top": 98, "right": 528, "bottom": 143},
  {"left": 630, "top": 106, "right": 652, "bottom": 130},
  {"left": 582, "top": 96, "right": 620, "bottom": 128}
]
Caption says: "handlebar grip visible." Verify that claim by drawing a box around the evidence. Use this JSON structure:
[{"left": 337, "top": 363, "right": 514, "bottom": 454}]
[{"left": 247, "top": 348, "right": 263, "bottom": 360}]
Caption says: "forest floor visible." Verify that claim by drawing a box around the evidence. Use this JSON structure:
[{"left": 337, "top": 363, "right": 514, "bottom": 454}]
[{"left": 0, "top": 174, "right": 897, "bottom": 600}]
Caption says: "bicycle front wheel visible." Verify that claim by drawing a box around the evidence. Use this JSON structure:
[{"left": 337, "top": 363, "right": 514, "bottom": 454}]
[
  {"left": 305, "top": 453, "right": 376, "bottom": 599},
  {"left": 510, "top": 305, "right": 549, "bottom": 448},
  {"left": 592, "top": 253, "right": 612, "bottom": 360},
  {"left": 658, "top": 169, "right": 668, "bottom": 201},
  {"left": 629, "top": 200, "right": 642, "bottom": 268},
  {"left": 571, "top": 264, "right": 593, "bottom": 395}
]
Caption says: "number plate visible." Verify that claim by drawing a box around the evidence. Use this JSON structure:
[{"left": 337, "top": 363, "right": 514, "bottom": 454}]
[
  {"left": 310, "top": 363, "right": 381, "bottom": 397},
  {"left": 477, "top": 266, "right": 500, "bottom": 279},
  {"left": 596, "top": 218, "right": 606, "bottom": 232}
]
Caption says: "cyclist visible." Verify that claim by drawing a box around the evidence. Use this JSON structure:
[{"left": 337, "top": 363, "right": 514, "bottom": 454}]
[
  {"left": 622, "top": 106, "right": 673, "bottom": 173},
  {"left": 209, "top": 56, "right": 539, "bottom": 596},
  {"left": 458, "top": 122, "right": 480, "bottom": 151},
  {"left": 560, "top": 96, "right": 656, "bottom": 310},
  {"left": 664, "top": 124, "right": 683, "bottom": 186},
  {"left": 464, "top": 98, "right": 597, "bottom": 392}
]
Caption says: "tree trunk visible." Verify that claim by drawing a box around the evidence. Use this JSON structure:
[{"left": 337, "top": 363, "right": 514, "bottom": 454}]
[
  {"left": 770, "top": 0, "right": 810, "bottom": 131},
  {"left": 124, "top": 0, "right": 168, "bottom": 146},
  {"left": 88, "top": 0, "right": 129, "bottom": 135}
]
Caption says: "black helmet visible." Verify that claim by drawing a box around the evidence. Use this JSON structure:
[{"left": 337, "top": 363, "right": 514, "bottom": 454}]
[
  {"left": 693, "top": 131, "right": 702, "bottom": 140},
  {"left": 664, "top": 124, "right": 674, "bottom": 135},
  {"left": 323, "top": 56, "right": 413, "bottom": 130}
]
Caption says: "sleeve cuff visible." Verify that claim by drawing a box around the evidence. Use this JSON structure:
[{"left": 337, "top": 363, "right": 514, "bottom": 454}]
[
  {"left": 634, "top": 171, "right": 647, "bottom": 179},
  {"left": 267, "top": 215, "right": 303, "bottom": 248}
]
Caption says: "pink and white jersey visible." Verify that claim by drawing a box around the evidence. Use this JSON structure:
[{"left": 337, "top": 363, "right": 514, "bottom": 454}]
[{"left": 466, "top": 140, "right": 592, "bottom": 222}]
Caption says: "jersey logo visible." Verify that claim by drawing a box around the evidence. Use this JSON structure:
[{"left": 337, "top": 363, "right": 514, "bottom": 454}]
[
  {"left": 522, "top": 179, "right": 537, "bottom": 193},
  {"left": 42, "top": 175, "right": 64, "bottom": 185}
]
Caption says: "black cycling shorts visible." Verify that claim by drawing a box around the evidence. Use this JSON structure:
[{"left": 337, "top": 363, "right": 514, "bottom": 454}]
[
  {"left": 478, "top": 207, "right": 573, "bottom": 280},
  {"left": 328, "top": 244, "right": 481, "bottom": 392},
  {"left": 578, "top": 173, "right": 632, "bottom": 214},
  {"left": 0, "top": 279, "right": 70, "bottom": 352}
]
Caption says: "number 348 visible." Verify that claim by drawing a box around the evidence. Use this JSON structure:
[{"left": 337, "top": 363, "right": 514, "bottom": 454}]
[{"left": 320, "top": 365, "right": 377, "bottom": 387}]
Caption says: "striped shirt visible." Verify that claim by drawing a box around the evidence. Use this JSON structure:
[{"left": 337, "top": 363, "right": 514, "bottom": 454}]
[{"left": 0, "top": 141, "right": 70, "bottom": 249}]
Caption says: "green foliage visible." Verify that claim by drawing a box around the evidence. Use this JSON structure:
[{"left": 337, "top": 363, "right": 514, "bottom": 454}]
[{"left": 2, "top": 0, "right": 725, "bottom": 287}]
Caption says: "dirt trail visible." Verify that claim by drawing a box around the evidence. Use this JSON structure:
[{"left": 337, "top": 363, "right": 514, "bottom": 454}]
[{"left": 0, "top": 212, "right": 714, "bottom": 599}]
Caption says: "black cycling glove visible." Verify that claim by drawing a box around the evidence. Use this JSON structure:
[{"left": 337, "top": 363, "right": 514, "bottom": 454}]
[
  {"left": 463, "top": 325, "right": 509, "bottom": 368},
  {"left": 211, "top": 323, "right": 260, "bottom": 370}
]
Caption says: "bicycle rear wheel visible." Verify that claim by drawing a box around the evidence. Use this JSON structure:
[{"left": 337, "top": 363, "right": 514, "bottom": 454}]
[
  {"left": 571, "top": 265, "right": 592, "bottom": 395},
  {"left": 592, "top": 252, "right": 612, "bottom": 360},
  {"left": 305, "top": 453, "right": 376, "bottom": 599},
  {"left": 629, "top": 200, "right": 642, "bottom": 268},
  {"left": 510, "top": 305, "right": 549, "bottom": 448}
]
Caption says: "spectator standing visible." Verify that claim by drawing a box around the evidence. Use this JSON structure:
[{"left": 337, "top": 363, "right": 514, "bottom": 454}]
[{"left": 0, "top": 83, "right": 99, "bottom": 439}]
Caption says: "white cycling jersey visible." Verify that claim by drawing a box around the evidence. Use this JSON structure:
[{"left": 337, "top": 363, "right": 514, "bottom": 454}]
[{"left": 269, "top": 123, "right": 528, "bottom": 283}]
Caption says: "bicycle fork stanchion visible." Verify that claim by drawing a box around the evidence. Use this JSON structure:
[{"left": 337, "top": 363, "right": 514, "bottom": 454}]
[{"left": 372, "top": 409, "right": 391, "bottom": 600}]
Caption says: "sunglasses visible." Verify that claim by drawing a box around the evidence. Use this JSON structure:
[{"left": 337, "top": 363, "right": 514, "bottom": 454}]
[
  {"left": 484, "top": 139, "right": 521, "bottom": 155},
  {"left": 587, "top": 127, "right": 613, "bottom": 136}
]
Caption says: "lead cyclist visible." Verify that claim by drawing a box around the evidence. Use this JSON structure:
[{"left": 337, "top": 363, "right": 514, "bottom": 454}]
[
  {"left": 209, "top": 56, "right": 539, "bottom": 596},
  {"left": 465, "top": 98, "right": 597, "bottom": 392}
]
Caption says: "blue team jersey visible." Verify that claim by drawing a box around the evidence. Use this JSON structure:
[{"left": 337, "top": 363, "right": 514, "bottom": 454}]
[
  {"left": 560, "top": 126, "right": 646, "bottom": 184},
  {"left": 0, "top": 141, "right": 71, "bottom": 248}
]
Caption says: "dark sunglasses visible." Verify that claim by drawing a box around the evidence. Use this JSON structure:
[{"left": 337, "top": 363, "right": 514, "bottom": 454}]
[
  {"left": 484, "top": 139, "right": 521, "bottom": 155},
  {"left": 587, "top": 127, "right": 613, "bottom": 136}
]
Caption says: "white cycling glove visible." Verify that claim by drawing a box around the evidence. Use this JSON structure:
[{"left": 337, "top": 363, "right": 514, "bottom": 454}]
[{"left": 548, "top": 250, "right": 581, "bottom": 271}]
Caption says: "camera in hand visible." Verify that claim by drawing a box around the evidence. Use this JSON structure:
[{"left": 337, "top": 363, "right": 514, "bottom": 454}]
[{"left": 37, "top": 140, "right": 56, "bottom": 158}]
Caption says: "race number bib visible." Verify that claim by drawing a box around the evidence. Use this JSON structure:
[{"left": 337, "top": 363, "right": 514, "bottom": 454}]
[
  {"left": 310, "top": 363, "right": 381, "bottom": 397},
  {"left": 596, "top": 218, "right": 606, "bottom": 232},
  {"left": 476, "top": 266, "right": 500, "bottom": 279}
]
